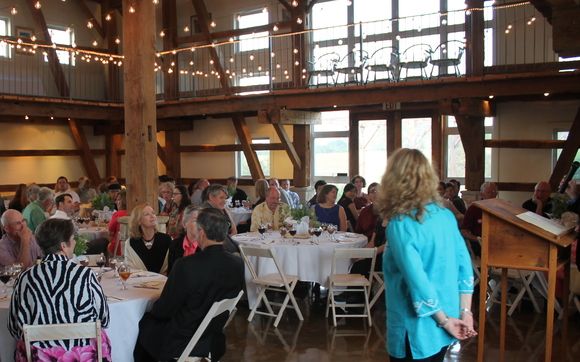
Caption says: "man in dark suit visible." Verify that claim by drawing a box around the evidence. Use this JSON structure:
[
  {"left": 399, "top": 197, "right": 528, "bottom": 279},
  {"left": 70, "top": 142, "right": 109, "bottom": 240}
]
[{"left": 134, "top": 208, "right": 244, "bottom": 361}]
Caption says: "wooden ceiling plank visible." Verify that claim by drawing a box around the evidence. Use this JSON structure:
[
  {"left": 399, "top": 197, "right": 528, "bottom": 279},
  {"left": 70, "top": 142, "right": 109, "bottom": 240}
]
[
  {"left": 232, "top": 114, "right": 264, "bottom": 179},
  {"left": 549, "top": 107, "right": 580, "bottom": 191},
  {"left": 67, "top": 118, "right": 101, "bottom": 182}
]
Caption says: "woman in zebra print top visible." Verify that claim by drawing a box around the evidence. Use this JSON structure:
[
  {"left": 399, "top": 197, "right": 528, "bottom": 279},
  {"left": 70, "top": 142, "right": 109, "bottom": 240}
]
[{"left": 9, "top": 218, "right": 110, "bottom": 361}]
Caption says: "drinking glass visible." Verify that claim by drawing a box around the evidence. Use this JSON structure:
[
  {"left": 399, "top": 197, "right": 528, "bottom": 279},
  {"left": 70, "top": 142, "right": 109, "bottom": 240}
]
[
  {"left": 96, "top": 253, "right": 106, "bottom": 271},
  {"left": 327, "top": 224, "right": 337, "bottom": 242},
  {"left": 0, "top": 267, "right": 11, "bottom": 297},
  {"left": 117, "top": 262, "right": 132, "bottom": 290},
  {"left": 279, "top": 226, "right": 288, "bottom": 238},
  {"left": 289, "top": 228, "right": 297, "bottom": 244},
  {"left": 258, "top": 224, "right": 267, "bottom": 240},
  {"left": 313, "top": 227, "right": 322, "bottom": 243}
]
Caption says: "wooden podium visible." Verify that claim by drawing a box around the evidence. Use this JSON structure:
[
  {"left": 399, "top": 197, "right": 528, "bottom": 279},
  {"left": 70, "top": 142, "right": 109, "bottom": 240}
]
[{"left": 474, "top": 199, "right": 574, "bottom": 362}]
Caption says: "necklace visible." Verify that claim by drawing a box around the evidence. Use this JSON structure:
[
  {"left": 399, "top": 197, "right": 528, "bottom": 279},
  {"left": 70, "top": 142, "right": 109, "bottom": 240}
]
[{"left": 143, "top": 235, "right": 155, "bottom": 249}]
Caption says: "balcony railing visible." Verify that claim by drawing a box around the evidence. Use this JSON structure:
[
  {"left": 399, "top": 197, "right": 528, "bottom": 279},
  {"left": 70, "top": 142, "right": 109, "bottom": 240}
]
[{"left": 1, "top": 1, "right": 577, "bottom": 104}]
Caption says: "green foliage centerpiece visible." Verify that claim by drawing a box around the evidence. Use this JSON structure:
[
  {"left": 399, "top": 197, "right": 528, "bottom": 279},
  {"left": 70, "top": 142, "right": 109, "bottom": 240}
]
[{"left": 92, "top": 193, "right": 115, "bottom": 211}]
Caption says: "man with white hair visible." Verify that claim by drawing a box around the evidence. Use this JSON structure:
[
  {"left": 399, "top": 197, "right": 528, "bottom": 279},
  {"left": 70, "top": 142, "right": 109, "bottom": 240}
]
[
  {"left": 0, "top": 209, "right": 43, "bottom": 268},
  {"left": 522, "top": 181, "right": 552, "bottom": 217},
  {"left": 250, "top": 187, "right": 290, "bottom": 231},
  {"left": 22, "top": 187, "right": 54, "bottom": 233},
  {"left": 460, "top": 182, "right": 498, "bottom": 257}
]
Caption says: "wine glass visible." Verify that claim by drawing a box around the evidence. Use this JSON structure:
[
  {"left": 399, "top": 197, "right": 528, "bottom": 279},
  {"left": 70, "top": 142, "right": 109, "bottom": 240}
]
[
  {"left": 117, "top": 262, "right": 132, "bottom": 290},
  {"left": 258, "top": 224, "right": 267, "bottom": 240},
  {"left": 279, "top": 226, "right": 288, "bottom": 238},
  {"left": 0, "top": 267, "right": 11, "bottom": 298},
  {"left": 313, "top": 227, "right": 322, "bottom": 243},
  {"left": 308, "top": 227, "right": 316, "bottom": 243},
  {"left": 327, "top": 224, "right": 337, "bottom": 242},
  {"left": 96, "top": 253, "right": 106, "bottom": 271},
  {"left": 289, "top": 227, "right": 297, "bottom": 244}
]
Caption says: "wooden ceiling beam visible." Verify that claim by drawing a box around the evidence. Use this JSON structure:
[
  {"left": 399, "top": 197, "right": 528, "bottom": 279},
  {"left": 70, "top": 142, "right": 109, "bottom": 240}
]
[
  {"left": 68, "top": 118, "right": 101, "bottom": 182},
  {"left": 272, "top": 123, "right": 302, "bottom": 170},
  {"left": 191, "top": 0, "right": 230, "bottom": 92},
  {"left": 549, "top": 107, "right": 580, "bottom": 191},
  {"left": 157, "top": 72, "right": 580, "bottom": 118},
  {"left": 25, "top": 0, "right": 70, "bottom": 97},
  {"left": 80, "top": 0, "right": 105, "bottom": 39},
  {"left": 177, "top": 21, "right": 293, "bottom": 45},
  {"left": 484, "top": 139, "right": 566, "bottom": 149},
  {"left": 232, "top": 114, "right": 264, "bottom": 179},
  {"left": 277, "top": 0, "right": 293, "bottom": 12},
  {"left": 0, "top": 149, "right": 105, "bottom": 157},
  {"left": 180, "top": 143, "right": 286, "bottom": 152},
  {"left": 0, "top": 99, "right": 123, "bottom": 120}
]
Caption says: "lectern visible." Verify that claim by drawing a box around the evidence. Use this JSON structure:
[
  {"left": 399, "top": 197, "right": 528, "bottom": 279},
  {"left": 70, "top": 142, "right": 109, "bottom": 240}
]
[{"left": 475, "top": 199, "right": 574, "bottom": 362}]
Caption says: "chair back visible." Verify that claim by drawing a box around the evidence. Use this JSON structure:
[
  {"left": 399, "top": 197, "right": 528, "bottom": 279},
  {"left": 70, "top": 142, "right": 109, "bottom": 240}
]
[
  {"left": 368, "top": 46, "right": 399, "bottom": 67},
  {"left": 23, "top": 321, "right": 102, "bottom": 362},
  {"left": 430, "top": 40, "right": 465, "bottom": 62},
  {"left": 331, "top": 247, "right": 377, "bottom": 276},
  {"left": 239, "top": 245, "right": 290, "bottom": 286},
  {"left": 176, "top": 290, "right": 244, "bottom": 362},
  {"left": 400, "top": 43, "right": 432, "bottom": 62},
  {"left": 309, "top": 51, "right": 341, "bottom": 71}
]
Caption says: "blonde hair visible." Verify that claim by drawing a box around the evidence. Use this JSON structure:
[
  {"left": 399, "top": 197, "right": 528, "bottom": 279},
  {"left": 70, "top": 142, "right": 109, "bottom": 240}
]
[
  {"left": 254, "top": 179, "right": 269, "bottom": 200},
  {"left": 129, "top": 203, "right": 156, "bottom": 238},
  {"left": 375, "top": 148, "right": 441, "bottom": 222}
]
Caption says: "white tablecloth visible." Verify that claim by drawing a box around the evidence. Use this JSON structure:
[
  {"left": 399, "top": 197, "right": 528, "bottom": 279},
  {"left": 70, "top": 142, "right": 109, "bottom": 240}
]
[
  {"left": 232, "top": 231, "right": 367, "bottom": 307},
  {"left": 228, "top": 207, "right": 252, "bottom": 225},
  {"left": 0, "top": 269, "right": 165, "bottom": 362}
]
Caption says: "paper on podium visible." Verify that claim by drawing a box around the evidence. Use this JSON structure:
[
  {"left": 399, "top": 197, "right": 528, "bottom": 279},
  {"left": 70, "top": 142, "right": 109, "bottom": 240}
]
[{"left": 516, "top": 211, "right": 574, "bottom": 236}]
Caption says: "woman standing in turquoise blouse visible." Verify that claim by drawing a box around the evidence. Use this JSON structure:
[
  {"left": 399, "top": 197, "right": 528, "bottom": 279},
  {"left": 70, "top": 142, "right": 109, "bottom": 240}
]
[{"left": 375, "top": 148, "right": 476, "bottom": 361}]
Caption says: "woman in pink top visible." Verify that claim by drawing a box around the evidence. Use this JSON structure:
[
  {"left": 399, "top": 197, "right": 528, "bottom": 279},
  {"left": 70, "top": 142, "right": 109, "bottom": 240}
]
[{"left": 107, "top": 190, "right": 128, "bottom": 256}]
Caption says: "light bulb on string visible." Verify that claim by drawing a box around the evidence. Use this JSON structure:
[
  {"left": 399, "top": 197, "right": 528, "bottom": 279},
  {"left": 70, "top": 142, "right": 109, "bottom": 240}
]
[
  {"left": 159, "top": 30, "right": 165, "bottom": 37},
  {"left": 296, "top": 17, "right": 302, "bottom": 24},
  {"left": 105, "top": 14, "right": 112, "bottom": 21},
  {"left": 10, "top": 7, "right": 17, "bottom": 15},
  {"left": 273, "top": 25, "right": 279, "bottom": 31},
  {"left": 31, "top": 35, "right": 37, "bottom": 42},
  {"left": 292, "top": 0, "right": 298, "bottom": 7},
  {"left": 87, "top": 20, "right": 93, "bottom": 29},
  {"left": 210, "top": 21, "right": 216, "bottom": 28},
  {"left": 184, "top": 26, "right": 190, "bottom": 32},
  {"left": 115, "top": 37, "right": 121, "bottom": 44},
  {"left": 129, "top": 5, "right": 136, "bottom": 13},
  {"left": 34, "top": 1, "right": 41, "bottom": 10}
]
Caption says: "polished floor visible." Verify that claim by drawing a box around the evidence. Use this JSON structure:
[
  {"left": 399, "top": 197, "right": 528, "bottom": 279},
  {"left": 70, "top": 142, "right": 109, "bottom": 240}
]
[{"left": 222, "top": 296, "right": 580, "bottom": 362}]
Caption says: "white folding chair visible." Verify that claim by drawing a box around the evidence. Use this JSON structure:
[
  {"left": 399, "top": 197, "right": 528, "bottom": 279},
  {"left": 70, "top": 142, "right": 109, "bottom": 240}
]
[
  {"left": 240, "top": 245, "right": 304, "bottom": 328},
  {"left": 176, "top": 290, "right": 244, "bottom": 362},
  {"left": 369, "top": 271, "right": 385, "bottom": 310},
  {"left": 23, "top": 321, "right": 102, "bottom": 362},
  {"left": 486, "top": 268, "right": 541, "bottom": 316},
  {"left": 569, "top": 263, "right": 580, "bottom": 314},
  {"left": 326, "top": 247, "right": 376, "bottom": 326}
]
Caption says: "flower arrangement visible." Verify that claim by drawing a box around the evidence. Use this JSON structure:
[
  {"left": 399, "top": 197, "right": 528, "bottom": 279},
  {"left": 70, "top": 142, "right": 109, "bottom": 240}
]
[
  {"left": 91, "top": 193, "right": 115, "bottom": 211},
  {"left": 550, "top": 192, "right": 570, "bottom": 220},
  {"left": 74, "top": 234, "right": 89, "bottom": 256},
  {"left": 289, "top": 203, "right": 317, "bottom": 223}
]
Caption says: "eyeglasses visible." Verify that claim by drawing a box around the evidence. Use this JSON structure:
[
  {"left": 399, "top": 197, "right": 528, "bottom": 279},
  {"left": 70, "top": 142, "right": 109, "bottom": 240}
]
[{"left": 172, "top": 192, "right": 182, "bottom": 196}]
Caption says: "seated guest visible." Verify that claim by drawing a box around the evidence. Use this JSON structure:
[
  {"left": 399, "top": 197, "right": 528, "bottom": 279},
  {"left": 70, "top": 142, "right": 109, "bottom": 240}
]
[
  {"left": 158, "top": 181, "right": 175, "bottom": 215},
  {"left": 54, "top": 176, "right": 81, "bottom": 206},
  {"left": 0, "top": 209, "right": 43, "bottom": 268},
  {"left": 281, "top": 179, "right": 300, "bottom": 208},
  {"left": 338, "top": 183, "right": 359, "bottom": 231},
  {"left": 355, "top": 182, "right": 379, "bottom": 239},
  {"left": 77, "top": 176, "right": 97, "bottom": 204},
  {"left": 202, "top": 184, "right": 238, "bottom": 235},
  {"left": 226, "top": 177, "right": 248, "bottom": 206},
  {"left": 107, "top": 190, "right": 128, "bottom": 257},
  {"left": 438, "top": 181, "right": 464, "bottom": 223},
  {"left": 125, "top": 204, "right": 171, "bottom": 274},
  {"left": 253, "top": 179, "right": 269, "bottom": 208},
  {"left": 351, "top": 219, "right": 388, "bottom": 279},
  {"left": 9, "top": 219, "right": 110, "bottom": 361},
  {"left": 166, "top": 185, "right": 192, "bottom": 239},
  {"left": 448, "top": 179, "right": 467, "bottom": 214},
  {"left": 314, "top": 184, "right": 348, "bottom": 231},
  {"left": 8, "top": 184, "right": 28, "bottom": 212},
  {"left": 190, "top": 178, "right": 210, "bottom": 207},
  {"left": 522, "top": 181, "right": 552, "bottom": 217},
  {"left": 134, "top": 208, "right": 244, "bottom": 362},
  {"left": 250, "top": 187, "right": 290, "bottom": 231},
  {"left": 307, "top": 180, "right": 327, "bottom": 207},
  {"left": 50, "top": 193, "right": 74, "bottom": 219},
  {"left": 461, "top": 182, "right": 498, "bottom": 257},
  {"left": 22, "top": 186, "right": 54, "bottom": 233},
  {"left": 168, "top": 206, "right": 200, "bottom": 274},
  {"left": 351, "top": 175, "right": 370, "bottom": 210},
  {"left": 269, "top": 178, "right": 292, "bottom": 207}
]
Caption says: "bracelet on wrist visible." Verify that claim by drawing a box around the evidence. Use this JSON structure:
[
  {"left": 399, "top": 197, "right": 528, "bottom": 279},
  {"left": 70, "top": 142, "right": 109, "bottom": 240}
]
[
  {"left": 437, "top": 317, "right": 450, "bottom": 328},
  {"left": 460, "top": 308, "right": 473, "bottom": 316}
]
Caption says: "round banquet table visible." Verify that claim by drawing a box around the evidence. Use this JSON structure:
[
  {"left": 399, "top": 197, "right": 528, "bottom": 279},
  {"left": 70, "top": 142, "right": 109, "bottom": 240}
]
[
  {"left": 0, "top": 269, "right": 165, "bottom": 362},
  {"left": 232, "top": 230, "right": 367, "bottom": 307},
  {"left": 227, "top": 207, "right": 252, "bottom": 225},
  {"left": 77, "top": 225, "right": 109, "bottom": 241}
]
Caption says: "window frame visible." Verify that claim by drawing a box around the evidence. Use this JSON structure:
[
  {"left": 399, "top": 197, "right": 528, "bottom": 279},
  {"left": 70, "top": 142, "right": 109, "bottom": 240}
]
[
  {"left": 0, "top": 17, "right": 11, "bottom": 58},
  {"left": 45, "top": 25, "right": 75, "bottom": 66},
  {"left": 236, "top": 137, "right": 271, "bottom": 179},
  {"left": 235, "top": 9, "right": 270, "bottom": 53}
]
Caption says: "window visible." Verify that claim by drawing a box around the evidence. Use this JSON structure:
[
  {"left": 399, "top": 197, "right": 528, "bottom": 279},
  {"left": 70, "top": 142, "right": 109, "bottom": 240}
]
[
  {"left": 312, "top": 111, "right": 350, "bottom": 183},
  {"left": 359, "top": 120, "right": 387, "bottom": 184},
  {"left": 354, "top": 0, "right": 392, "bottom": 37},
  {"left": 45, "top": 26, "right": 75, "bottom": 65},
  {"left": 0, "top": 17, "right": 9, "bottom": 58},
  {"left": 237, "top": 75, "right": 269, "bottom": 95},
  {"left": 445, "top": 117, "right": 494, "bottom": 180},
  {"left": 237, "top": 138, "right": 271, "bottom": 178},
  {"left": 312, "top": 0, "right": 348, "bottom": 42},
  {"left": 237, "top": 10, "right": 269, "bottom": 52},
  {"left": 398, "top": 0, "right": 439, "bottom": 32},
  {"left": 401, "top": 118, "right": 432, "bottom": 163},
  {"left": 554, "top": 131, "right": 580, "bottom": 180}
]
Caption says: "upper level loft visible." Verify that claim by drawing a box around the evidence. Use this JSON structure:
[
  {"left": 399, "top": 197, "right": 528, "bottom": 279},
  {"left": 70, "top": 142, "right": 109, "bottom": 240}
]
[{"left": 0, "top": 0, "right": 579, "bottom": 109}]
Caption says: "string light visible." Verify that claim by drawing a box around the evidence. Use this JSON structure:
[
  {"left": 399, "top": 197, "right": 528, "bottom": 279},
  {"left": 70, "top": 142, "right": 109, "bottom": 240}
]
[
  {"left": 105, "top": 14, "right": 112, "bottom": 21},
  {"left": 87, "top": 20, "right": 93, "bottom": 29},
  {"left": 92, "top": 40, "right": 98, "bottom": 46},
  {"left": 129, "top": 5, "right": 136, "bottom": 14},
  {"left": 153, "top": 0, "right": 159, "bottom": 4},
  {"left": 159, "top": 30, "right": 165, "bottom": 37},
  {"left": 210, "top": 21, "right": 216, "bottom": 28},
  {"left": 115, "top": 37, "right": 121, "bottom": 44},
  {"left": 184, "top": 26, "right": 190, "bottom": 32},
  {"left": 273, "top": 25, "right": 279, "bottom": 31},
  {"left": 34, "top": 1, "right": 41, "bottom": 10},
  {"left": 292, "top": 0, "right": 298, "bottom": 7},
  {"left": 10, "top": 7, "right": 17, "bottom": 15},
  {"left": 30, "top": 35, "right": 37, "bottom": 42}
]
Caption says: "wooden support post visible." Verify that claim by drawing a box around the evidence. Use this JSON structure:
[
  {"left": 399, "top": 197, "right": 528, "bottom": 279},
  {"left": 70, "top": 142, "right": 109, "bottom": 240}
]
[
  {"left": 465, "top": 0, "right": 484, "bottom": 76},
  {"left": 349, "top": 113, "right": 359, "bottom": 178},
  {"left": 68, "top": 119, "right": 101, "bottom": 183},
  {"left": 164, "top": 130, "right": 182, "bottom": 182},
  {"left": 431, "top": 113, "right": 443, "bottom": 178},
  {"left": 387, "top": 111, "right": 401, "bottom": 156},
  {"left": 106, "top": 132, "right": 123, "bottom": 179},
  {"left": 232, "top": 114, "right": 264, "bottom": 180},
  {"left": 123, "top": 0, "right": 158, "bottom": 211},
  {"left": 456, "top": 115, "right": 485, "bottom": 191},
  {"left": 293, "top": 124, "right": 311, "bottom": 188},
  {"left": 549, "top": 107, "right": 580, "bottom": 191}
]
